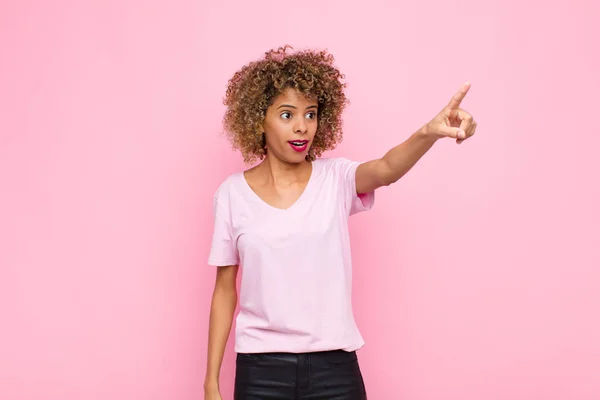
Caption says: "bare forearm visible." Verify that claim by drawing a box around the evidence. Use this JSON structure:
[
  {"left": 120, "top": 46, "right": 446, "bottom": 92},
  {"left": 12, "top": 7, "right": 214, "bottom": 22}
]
[
  {"left": 204, "top": 287, "right": 237, "bottom": 390},
  {"left": 355, "top": 83, "right": 479, "bottom": 195},
  {"left": 379, "top": 127, "right": 438, "bottom": 186}
]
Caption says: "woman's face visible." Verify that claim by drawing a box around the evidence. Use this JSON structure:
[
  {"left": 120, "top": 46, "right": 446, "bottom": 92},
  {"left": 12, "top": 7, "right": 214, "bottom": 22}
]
[{"left": 261, "top": 87, "right": 318, "bottom": 164}]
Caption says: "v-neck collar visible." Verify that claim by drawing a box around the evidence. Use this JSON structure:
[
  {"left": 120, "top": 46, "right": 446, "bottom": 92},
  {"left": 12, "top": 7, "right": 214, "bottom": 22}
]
[{"left": 240, "top": 161, "right": 318, "bottom": 212}]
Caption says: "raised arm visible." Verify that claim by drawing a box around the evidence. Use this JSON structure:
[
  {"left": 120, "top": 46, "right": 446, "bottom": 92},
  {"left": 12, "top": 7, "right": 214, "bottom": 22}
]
[{"left": 356, "top": 82, "right": 477, "bottom": 194}]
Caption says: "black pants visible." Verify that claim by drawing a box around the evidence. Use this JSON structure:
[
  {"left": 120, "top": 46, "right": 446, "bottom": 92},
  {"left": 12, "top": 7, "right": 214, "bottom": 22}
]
[{"left": 234, "top": 349, "right": 367, "bottom": 399}]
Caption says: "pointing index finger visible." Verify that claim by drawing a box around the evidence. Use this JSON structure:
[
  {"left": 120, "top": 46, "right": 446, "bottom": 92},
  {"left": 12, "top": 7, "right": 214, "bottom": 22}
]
[{"left": 447, "top": 81, "right": 471, "bottom": 109}]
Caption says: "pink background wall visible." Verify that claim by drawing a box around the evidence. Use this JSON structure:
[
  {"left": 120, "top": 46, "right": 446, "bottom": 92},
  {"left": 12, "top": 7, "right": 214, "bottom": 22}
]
[{"left": 2, "top": 0, "right": 599, "bottom": 399}]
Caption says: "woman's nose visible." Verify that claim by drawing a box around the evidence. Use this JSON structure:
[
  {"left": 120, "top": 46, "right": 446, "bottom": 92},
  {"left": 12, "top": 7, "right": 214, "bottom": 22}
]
[{"left": 294, "top": 120, "right": 307, "bottom": 134}]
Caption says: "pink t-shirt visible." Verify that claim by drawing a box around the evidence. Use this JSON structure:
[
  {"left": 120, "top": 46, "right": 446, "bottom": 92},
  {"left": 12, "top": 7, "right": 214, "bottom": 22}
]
[{"left": 208, "top": 157, "right": 375, "bottom": 354}]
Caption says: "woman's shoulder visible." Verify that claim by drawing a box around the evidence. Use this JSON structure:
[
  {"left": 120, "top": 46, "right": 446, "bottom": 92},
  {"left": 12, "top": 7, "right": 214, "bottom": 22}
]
[
  {"left": 212, "top": 171, "right": 245, "bottom": 202},
  {"left": 314, "top": 156, "right": 357, "bottom": 173}
]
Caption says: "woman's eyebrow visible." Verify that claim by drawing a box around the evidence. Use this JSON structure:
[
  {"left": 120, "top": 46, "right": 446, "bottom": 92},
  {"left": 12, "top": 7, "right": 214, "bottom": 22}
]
[{"left": 276, "top": 104, "right": 318, "bottom": 110}]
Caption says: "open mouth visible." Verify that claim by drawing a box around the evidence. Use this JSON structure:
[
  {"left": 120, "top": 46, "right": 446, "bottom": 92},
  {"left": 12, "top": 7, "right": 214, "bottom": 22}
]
[{"left": 288, "top": 140, "right": 309, "bottom": 152}]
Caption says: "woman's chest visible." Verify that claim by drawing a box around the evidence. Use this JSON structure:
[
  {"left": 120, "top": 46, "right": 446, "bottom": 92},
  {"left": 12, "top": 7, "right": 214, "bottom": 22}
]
[{"left": 231, "top": 183, "right": 346, "bottom": 251}]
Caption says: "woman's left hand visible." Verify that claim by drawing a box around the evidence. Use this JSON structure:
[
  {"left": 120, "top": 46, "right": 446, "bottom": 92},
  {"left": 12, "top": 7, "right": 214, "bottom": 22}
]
[{"left": 422, "top": 82, "right": 477, "bottom": 144}]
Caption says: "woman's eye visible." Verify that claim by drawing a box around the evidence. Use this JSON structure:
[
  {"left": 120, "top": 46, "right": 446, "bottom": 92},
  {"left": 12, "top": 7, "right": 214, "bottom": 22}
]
[
  {"left": 306, "top": 112, "right": 316, "bottom": 119},
  {"left": 280, "top": 112, "right": 292, "bottom": 119}
]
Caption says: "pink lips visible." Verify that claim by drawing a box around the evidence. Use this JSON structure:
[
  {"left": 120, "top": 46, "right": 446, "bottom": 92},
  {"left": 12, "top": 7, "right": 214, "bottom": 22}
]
[{"left": 288, "top": 140, "right": 309, "bottom": 152}]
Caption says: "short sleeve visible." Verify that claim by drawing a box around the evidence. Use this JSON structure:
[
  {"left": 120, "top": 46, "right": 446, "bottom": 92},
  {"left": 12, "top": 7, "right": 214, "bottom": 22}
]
[
  {"left": 207, "top": 197, "right": 239, "bottom": 267},
  {"left": 334, "top": 157, "right": 375, "bottom": 216}
]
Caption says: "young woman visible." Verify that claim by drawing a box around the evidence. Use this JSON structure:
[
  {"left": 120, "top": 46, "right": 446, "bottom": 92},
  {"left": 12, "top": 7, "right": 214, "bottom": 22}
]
[{"left": 204, "top": 45, "right": 477, "bottom": 400}]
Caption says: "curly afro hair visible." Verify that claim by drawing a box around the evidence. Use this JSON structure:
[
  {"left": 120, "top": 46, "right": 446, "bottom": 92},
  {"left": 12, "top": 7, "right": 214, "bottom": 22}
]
[{"left": 222, "top": 45, "right": 349, "bottom": 164}]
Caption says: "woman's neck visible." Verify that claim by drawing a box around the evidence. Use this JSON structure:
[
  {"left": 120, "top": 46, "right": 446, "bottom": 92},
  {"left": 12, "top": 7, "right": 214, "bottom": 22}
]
[{"left": 257, "top": 154, "right": 312, "bottom": 185}]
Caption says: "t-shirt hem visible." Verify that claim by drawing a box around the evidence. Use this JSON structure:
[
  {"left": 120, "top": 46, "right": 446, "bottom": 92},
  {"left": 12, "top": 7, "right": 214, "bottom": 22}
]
[
  {"left": 207, "top": 258, "right": 238, "bottom": 266},
  {"left": 348, "top": 160, "right": 375, "bottom": 215},
  {"left": 234, "top": 340, "right": 365, "bottom": 354},
  {"left": 355, "top": 192, "right": 375, "bottom": 212}
]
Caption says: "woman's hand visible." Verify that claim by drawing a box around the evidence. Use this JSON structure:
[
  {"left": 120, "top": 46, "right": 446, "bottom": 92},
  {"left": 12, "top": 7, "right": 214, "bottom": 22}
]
[
  {"left": 422, "top": 82, "right": 477, "bottom": 144},
  {"left": 204, "top": 386, "right": 222, "bottom": 400}
]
